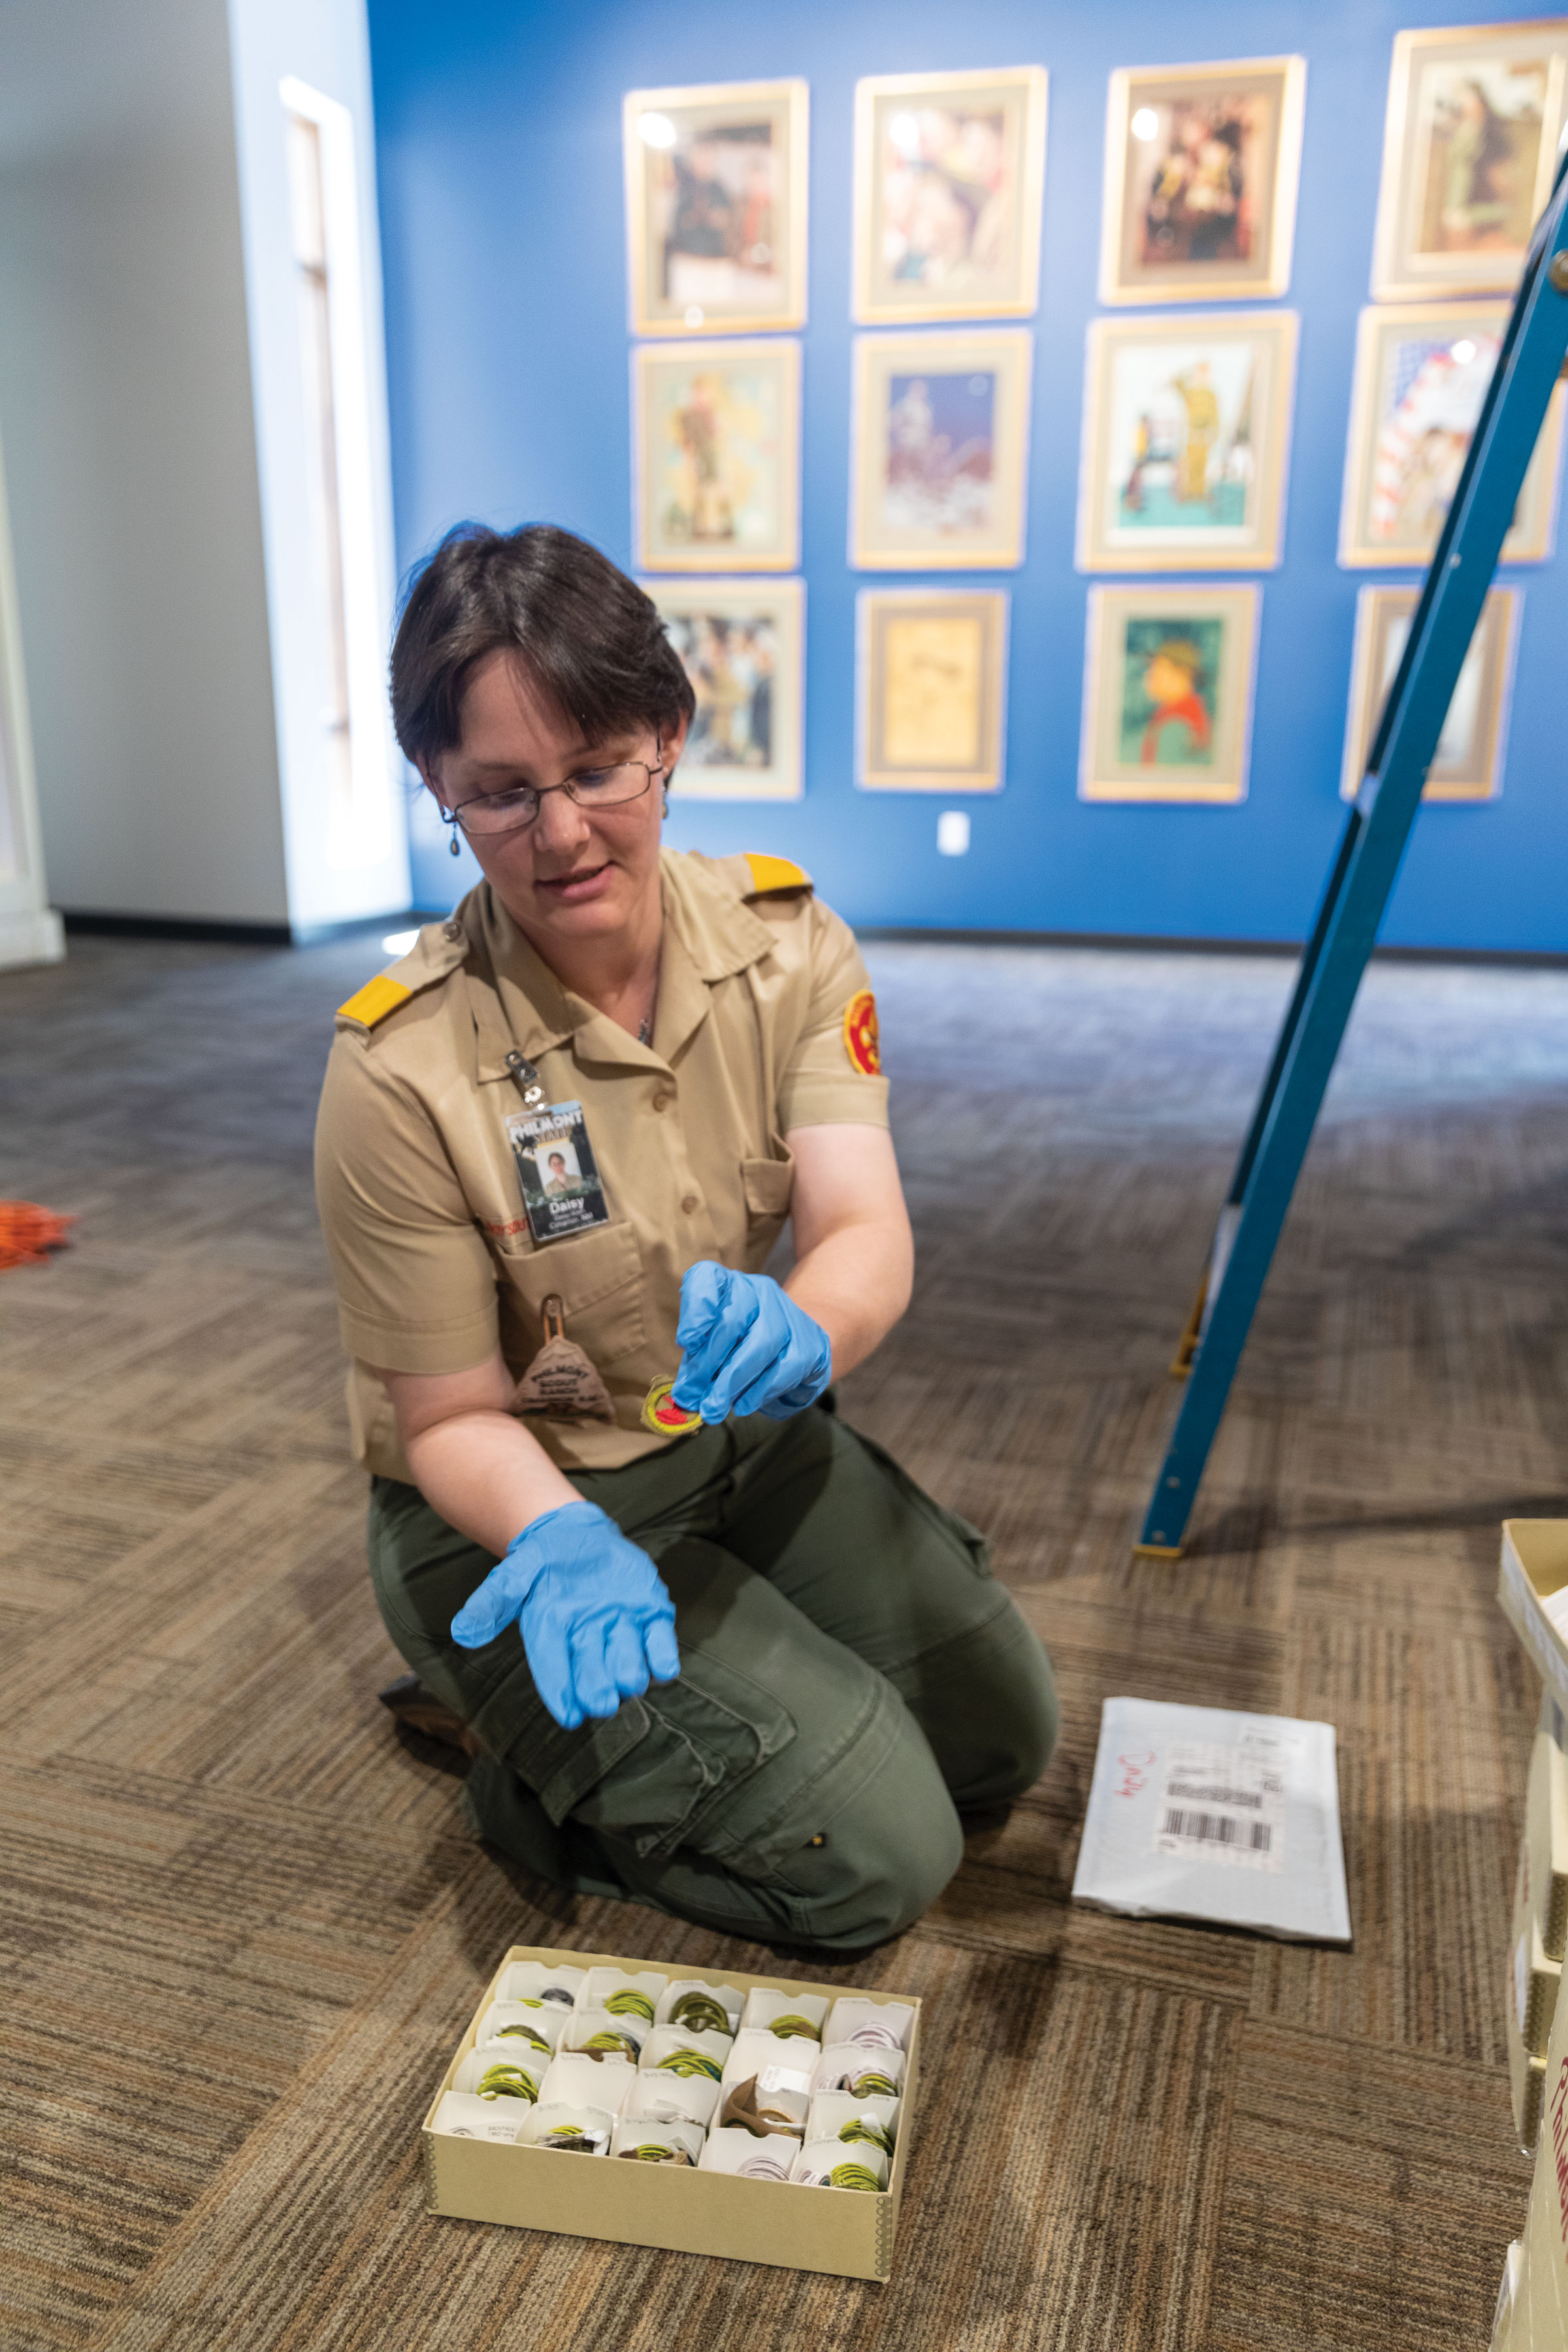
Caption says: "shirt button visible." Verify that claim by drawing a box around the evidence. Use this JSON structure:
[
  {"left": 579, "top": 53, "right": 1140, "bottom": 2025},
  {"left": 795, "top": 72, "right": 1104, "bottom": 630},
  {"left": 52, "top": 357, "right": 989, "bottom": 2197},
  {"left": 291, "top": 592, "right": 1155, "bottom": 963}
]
[
  {"left": 442, "top": 920, "right": 462, "bottom": 941},
  {"left": 681, "top": 1194, "right": 700, "bottom": 1215},
  {"left": 653, "top": 1092, "right": 671, "bottom": 1113}
]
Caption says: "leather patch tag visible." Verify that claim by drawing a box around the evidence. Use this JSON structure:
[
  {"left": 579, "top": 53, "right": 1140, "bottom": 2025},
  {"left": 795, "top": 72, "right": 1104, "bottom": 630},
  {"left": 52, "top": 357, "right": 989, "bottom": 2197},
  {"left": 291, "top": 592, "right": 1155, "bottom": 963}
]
[{"left": 512, "top": 1296, "right": 615, "bottom": 1422}]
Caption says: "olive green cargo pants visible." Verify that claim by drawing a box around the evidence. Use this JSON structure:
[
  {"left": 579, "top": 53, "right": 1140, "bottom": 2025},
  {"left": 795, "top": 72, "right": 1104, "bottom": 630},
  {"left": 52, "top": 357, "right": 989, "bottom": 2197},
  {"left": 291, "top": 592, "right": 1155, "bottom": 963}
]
[{"left": 367, "top": 1400, "right": 1057, "bottom": 1953}]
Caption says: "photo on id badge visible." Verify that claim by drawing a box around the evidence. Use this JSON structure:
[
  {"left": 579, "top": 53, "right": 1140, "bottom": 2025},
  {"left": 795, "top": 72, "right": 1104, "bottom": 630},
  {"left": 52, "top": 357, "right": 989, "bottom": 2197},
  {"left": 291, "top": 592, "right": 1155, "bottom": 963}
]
[{"left": 506, "top": 1103, "right": 610, "bottom": 1243}]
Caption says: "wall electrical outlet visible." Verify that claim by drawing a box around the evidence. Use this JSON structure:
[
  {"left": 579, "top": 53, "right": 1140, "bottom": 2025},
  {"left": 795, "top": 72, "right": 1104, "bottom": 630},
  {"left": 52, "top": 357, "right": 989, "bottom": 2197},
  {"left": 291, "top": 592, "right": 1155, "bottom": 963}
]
[{"left": 937, "top": 811, "right": 970, "bottom": 857}]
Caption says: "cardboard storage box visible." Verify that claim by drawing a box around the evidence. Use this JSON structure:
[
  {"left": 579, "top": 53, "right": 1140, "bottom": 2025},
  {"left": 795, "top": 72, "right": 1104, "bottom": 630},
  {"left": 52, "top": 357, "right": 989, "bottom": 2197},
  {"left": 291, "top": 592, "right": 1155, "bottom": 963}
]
[
  {"left": 1510, "top": 1955, "right": 1548, "bottom": 2157},
  {"left": 1490, "top": 2240, "right": 1527, "bottom": 2352},
  {"left": 1499, "top": 1525, "right": 1568, "bottom": 1724},
  {"left": 422, "top": 1944, "right": 921, "bottom": 2281},
  {"left": 1515, "top": 1835, "right": 1565, "bottom": 2065},
  {"left": 1527, "top": 1698, "right": 1568, "bottom": 1964},
  {"left": 1494, "top": 1940, "right": 1568, "bottom": 2351}
]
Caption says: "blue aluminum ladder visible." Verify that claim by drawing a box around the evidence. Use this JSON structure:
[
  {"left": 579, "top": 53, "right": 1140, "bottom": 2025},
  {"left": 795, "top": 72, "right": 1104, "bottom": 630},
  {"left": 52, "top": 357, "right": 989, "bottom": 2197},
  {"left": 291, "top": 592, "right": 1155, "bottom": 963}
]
[{"left": 1137, "top": 149, "right": 1568, "bottom": 1559}]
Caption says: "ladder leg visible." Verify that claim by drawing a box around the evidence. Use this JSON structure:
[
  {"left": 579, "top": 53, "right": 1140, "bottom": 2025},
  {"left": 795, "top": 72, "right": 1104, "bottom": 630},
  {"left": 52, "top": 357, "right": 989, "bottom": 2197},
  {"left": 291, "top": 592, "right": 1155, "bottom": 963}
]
[
  {"left": 1136, "top": 962, "right": 1362, "bottom": 1552},
  {"left": 1224, "top": 808, "right": 1362, "bottom": 1209},
  {"left": 1139, "top": 169, "right": 1568, "bottom": 1557}
]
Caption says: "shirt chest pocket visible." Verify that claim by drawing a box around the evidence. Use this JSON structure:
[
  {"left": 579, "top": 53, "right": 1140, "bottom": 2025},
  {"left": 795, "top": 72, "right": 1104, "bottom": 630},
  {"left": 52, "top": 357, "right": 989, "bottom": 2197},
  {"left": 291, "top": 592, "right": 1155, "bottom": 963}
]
[{"left": 491, "top": 1220, "right": 645, "bottom": 1367}]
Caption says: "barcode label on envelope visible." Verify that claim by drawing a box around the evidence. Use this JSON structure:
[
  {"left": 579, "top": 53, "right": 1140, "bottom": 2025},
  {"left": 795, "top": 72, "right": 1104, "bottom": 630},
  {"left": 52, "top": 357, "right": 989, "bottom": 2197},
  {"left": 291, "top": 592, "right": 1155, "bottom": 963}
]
[{"left": 1154, "top": 1739, "right": 1284, "bottom": 1872}]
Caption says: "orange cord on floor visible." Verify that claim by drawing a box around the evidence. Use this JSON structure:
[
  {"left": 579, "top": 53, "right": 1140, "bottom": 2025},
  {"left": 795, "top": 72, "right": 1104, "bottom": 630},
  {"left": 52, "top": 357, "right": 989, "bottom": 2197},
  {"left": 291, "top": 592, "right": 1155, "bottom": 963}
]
[{"left": 0, "top": 1201, "right": 74, "bottom": 1270}]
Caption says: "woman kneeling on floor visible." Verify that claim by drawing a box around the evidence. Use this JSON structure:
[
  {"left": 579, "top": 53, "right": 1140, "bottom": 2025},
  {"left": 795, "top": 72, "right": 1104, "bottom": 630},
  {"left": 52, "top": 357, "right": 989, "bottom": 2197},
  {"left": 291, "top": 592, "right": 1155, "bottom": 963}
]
[{"left": 314, "top": 522, "right": 1058, "bottom": 1953}]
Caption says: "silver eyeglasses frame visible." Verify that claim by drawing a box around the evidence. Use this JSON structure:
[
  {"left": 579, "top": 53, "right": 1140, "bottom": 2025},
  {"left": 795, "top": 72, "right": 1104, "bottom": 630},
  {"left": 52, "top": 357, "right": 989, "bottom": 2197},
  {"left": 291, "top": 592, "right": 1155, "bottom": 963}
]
[{"left": 440, "top": 740, "right": 669, "bottom": 842}]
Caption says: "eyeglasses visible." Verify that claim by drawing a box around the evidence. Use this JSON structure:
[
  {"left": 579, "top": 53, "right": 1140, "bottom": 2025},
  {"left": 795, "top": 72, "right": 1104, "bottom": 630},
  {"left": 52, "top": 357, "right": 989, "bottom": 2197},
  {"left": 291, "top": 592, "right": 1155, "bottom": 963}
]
[{"left": 440, "top": 745, "right": 667, "bottom": 841}]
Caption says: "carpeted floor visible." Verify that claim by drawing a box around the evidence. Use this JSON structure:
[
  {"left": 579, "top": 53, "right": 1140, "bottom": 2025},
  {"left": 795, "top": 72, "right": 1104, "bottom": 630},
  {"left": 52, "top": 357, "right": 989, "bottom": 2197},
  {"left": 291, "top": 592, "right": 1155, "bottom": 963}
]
[{"left": 2, "top": 928, "right": 1562, "bottom": 2351}]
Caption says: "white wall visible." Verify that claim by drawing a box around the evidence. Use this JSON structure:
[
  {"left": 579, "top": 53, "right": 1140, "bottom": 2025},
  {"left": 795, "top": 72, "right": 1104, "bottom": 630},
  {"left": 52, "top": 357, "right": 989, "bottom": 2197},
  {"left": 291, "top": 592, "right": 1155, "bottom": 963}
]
[
  {"left": 0, "top": 0, "right": 410, "bottom": 934},
  {"left": 0, "top": 405, "right": 64, "bottom": 967},
  {"left": 0, "top": 0, "right": 290, "bottom": 924},
  {"left": 227, "top": 0, "right": 410, "bottom": 932}
]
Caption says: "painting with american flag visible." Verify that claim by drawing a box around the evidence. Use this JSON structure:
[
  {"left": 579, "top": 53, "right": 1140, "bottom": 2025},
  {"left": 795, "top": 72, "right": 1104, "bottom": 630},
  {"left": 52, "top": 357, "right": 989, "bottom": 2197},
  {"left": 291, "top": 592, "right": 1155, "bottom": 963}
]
[{"left": 1339, "top": 298, "right": 1567, "bottom": 566}]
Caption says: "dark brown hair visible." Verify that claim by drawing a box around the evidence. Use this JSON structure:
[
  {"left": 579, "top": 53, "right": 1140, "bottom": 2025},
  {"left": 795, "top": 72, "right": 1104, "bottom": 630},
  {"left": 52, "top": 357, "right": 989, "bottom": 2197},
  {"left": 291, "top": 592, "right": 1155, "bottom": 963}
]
[{"left": 389, "top": 523, "right": 694, "bottom": 767}]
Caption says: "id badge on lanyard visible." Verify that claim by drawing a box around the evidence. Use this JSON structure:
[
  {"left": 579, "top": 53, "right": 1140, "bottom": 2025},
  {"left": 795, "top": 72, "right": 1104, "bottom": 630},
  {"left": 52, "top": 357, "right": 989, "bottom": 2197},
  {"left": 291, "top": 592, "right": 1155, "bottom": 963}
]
[{"left": 502, "top": 1051, "right": 611, "bottom": 1246}]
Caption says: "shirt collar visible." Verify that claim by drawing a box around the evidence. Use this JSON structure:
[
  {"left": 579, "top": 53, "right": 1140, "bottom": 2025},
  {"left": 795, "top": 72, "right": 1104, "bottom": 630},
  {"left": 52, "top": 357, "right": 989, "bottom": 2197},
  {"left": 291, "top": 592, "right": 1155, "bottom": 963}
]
[
  {"left": 658, "top": 847, "right": 776, "bottom": 981},
  {"left": 463, "top": 854, "right": 771, "bottom": 1081}
]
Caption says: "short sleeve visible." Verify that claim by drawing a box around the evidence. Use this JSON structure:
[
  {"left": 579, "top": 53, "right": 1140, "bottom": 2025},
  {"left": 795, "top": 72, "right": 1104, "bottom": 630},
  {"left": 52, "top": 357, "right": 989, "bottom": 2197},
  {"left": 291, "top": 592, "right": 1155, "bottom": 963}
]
[
  {"left": 314, "top": 1032, "right": 500, "bottom": 1375},
  {"left": 775, "top": 901, "right": 890, "bottom": 1133}
]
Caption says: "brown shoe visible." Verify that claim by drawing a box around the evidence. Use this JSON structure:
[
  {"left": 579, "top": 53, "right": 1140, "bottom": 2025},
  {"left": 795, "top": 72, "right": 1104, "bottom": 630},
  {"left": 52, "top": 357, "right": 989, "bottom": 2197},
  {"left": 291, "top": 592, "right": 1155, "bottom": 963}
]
[{"left": 378, "top": 1673, "right": 483, "bottom": 1765}]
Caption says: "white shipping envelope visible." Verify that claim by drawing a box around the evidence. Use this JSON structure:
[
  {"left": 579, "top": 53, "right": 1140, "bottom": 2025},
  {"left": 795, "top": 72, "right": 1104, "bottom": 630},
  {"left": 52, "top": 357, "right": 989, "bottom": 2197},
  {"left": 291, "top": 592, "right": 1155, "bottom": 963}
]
[{"left": 1071, "top": 1697, "right": 1351, "bottom": 1944}]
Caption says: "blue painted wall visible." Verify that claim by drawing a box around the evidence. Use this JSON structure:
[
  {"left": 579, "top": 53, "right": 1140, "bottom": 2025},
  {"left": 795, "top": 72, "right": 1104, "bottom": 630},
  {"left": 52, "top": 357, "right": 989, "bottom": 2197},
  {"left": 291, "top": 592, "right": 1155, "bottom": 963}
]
[{"left": 367, "top": 0, "right": 1567, "bottom": 950}]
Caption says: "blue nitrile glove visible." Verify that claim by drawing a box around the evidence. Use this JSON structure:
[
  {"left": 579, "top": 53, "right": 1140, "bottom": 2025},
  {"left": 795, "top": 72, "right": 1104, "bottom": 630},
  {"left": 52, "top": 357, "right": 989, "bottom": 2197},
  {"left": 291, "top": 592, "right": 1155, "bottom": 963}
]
[
  {"left": 670, "top": 1262, "right": 832, "bottom": 1424},
  {"left": 449, "top": 1500, "right": 680, "bottom": 1732}
]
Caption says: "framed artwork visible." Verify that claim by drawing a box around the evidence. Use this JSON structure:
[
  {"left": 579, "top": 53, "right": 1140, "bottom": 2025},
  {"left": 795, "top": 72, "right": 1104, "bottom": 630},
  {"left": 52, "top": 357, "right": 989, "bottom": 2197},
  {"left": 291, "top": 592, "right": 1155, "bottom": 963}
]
[
  {"left": 1340, "top": 583, "right": 1520, "bottom": 802},
  {"left": 1371, "top": 22, "right": 1568, "bottom": 301},
  {"left": 633, "top": 339, "right": 800, "bottom": 573},
  {"left": 1077, "top": 310, "right": 1298, "bottom": 572},
  {"left": 1338, "top": 302, "right": 1565, "bottom": 565},
  {"left": 852, "top": 66, "right": 1048, "bottom": 323},
  {"left": 857, "top": 589, "right": 1009, "bottom": 792},
  {"left": 1100, "top": 56, "right": 1307, "bottom": 304},
  {"left": 642, "top": 578, "right": 804, "bottom": 801},
  {"left": 1079, "top": 584, "right": 1260, "bottom": 803},
  {"left": 623, "top": 78, "right": 808, "bottom": 336},
  {"left": 850, "top": 329, "right": 1032, "bottom": 569}
]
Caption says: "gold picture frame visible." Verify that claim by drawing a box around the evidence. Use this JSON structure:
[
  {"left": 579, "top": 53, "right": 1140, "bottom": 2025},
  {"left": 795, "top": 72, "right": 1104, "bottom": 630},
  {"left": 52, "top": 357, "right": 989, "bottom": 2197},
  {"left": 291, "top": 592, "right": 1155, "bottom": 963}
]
[
  {"left": 1340, "top": 583, "right": 1520, "bottom": 802},
  {"left": 623, "top": 78, "right": 808, "bottom": 336},
  {"left": 1079, "top": 583, "right": 1260, "bottom": 804},
  {"left": 642, "top": 577, "right": 804, "bottom": 802},
  {"left": 1100, "top": 55, "right": 1307, "bottom": 305},
  {"left": 633, "top": 338, "right": 801, "bottom": 574},
  {"left": 1371, "top": 22, "right": 1568, "bottom": 302},
  {"left": 857, "top": 589, "right": 1008, "bottom": 792},
  {"left": 852, "top": 66, "right": 1048, "bottom": 323},
  {"left": 1077, "top": 310, "right": 1298, "bottom": 572},
  {"left": 1338, "top": 301, "right": 1565, "bottom": 566},
  {"left": 851, "top": 329, "right": 1032, "bottom": 570}
]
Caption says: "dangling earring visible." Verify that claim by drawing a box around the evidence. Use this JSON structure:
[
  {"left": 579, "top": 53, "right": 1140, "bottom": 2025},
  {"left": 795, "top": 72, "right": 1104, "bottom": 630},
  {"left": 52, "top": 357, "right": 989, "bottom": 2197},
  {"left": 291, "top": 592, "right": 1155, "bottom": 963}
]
[
  {"left": 440, "top": 806, "right": 461, "bottom": 858},
  {"left": 449, "top": 831, "right": 461, "bottom": 858}
]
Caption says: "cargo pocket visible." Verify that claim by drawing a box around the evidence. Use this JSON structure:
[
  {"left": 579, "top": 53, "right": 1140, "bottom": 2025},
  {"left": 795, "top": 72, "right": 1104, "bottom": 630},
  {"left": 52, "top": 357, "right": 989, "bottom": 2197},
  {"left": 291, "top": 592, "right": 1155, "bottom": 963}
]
[
  {"left": 586, "top": 1647, "right": 798, "bottom": 1863},
  {"left": 486, "top": 1552, "right": 808, "bottom": 1863},
  {"left": 741, "top": 1152, "right": 794, "bottom": 1262},
  {"left": 493, "top": 1218, "right": 645, "bottom": 1366}
]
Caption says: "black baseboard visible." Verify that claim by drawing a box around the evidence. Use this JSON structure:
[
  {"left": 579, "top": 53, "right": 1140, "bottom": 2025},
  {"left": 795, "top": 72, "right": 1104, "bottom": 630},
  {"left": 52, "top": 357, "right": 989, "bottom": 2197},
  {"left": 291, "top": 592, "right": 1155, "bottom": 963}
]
[
  {"left": 63, "top": 909, "right": 293, "bottom": 945},
  {"left": 1370, "top": 941, "right": 1568, "bottom": 967},
  {"left": 855, "top": 925, "right": 1299, "bottom": 956},
  {"left": 61, "top": 909, "right": 446, "bottom": 949},
  {"left": 853, "top": 924, "right": 1568, "bottom": 968}
]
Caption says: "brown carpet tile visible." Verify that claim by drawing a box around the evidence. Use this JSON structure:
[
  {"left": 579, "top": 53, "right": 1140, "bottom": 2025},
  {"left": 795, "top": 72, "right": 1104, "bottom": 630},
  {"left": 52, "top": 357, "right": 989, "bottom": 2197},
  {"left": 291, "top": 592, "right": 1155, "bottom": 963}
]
[{"left": 2, "top": 930, "right": 1564, "bottom": 2350}]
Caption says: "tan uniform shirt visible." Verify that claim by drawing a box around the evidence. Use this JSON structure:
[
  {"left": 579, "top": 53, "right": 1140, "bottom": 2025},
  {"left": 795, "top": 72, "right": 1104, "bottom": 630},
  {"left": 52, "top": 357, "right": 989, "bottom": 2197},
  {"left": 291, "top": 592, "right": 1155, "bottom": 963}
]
[{"left": 314, "top": 849, "right": 889, "bottom": 1483}]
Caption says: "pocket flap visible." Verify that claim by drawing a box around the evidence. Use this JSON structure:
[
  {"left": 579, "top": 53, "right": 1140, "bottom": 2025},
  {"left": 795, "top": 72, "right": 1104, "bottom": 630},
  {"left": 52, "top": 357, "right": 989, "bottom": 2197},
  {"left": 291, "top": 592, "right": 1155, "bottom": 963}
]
[
  {"left": 495, "top": 1218, "right": 642, "bottom": 1314},
  {"left": 742, "top": 1156, "right": 794, "bottom": 1220},
  {"left": 493, "top": 1218, "right": 646, "bottom": 1369}
]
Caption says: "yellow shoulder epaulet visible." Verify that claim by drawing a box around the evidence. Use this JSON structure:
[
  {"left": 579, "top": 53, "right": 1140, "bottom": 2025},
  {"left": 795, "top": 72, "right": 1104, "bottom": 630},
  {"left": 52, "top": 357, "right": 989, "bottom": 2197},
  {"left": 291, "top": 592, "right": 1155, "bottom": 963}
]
[
  {"left": 335, "top": 973, "right": 414, "bottom": 1030},
  {"left": 742, "top": 852, "right": 813, "bottom": 898}
]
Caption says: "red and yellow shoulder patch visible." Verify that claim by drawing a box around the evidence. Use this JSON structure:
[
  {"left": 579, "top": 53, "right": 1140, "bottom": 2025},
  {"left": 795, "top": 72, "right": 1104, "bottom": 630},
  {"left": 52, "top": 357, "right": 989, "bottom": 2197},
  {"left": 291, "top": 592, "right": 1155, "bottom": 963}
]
[
  {"left": 843, "top": 989, "right": 881, "bottom": 1077},
  {"left": 336, "top": 973, "right": 413, "bottom": 1029},
  {"left": 742, "top": 852, "right": 813, "bottom": 898}
]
